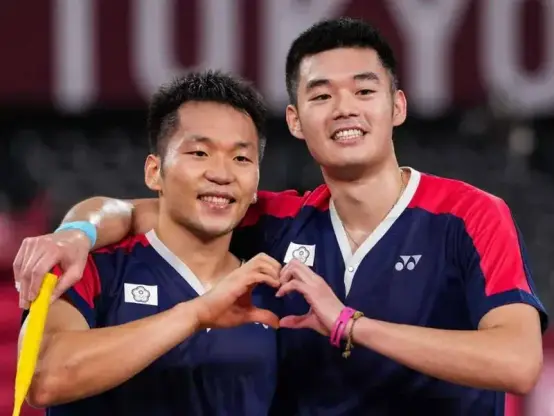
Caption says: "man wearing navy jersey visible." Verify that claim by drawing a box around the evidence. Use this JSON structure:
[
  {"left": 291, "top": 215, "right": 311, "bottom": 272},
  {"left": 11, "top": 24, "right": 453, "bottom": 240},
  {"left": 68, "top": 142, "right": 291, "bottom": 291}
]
[
  {"left": 17, "top": 71, "right": 283, "bottom": 415},
  {"left": 16, "top": 18, "right": 546, "bottom": 416}
]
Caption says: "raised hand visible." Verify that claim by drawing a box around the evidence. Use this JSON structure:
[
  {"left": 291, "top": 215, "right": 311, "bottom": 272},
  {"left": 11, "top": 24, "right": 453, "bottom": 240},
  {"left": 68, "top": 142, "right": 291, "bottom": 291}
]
[
  {"left": 276, "top": 259, "right": 345, "bottom": 336},
  {"left": 194, "top": 253, "right": 282, "bottom": 330},
  {"left": 13, "top": 230, "right": 92, "bottom": 309}
]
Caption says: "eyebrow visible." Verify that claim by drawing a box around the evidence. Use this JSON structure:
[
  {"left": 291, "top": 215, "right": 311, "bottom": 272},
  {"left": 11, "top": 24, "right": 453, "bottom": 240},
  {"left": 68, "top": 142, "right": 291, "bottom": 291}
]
[
  {"left": 305, "top": 71, "right": 381, "bottom": 91},
  {"left": 186, "top": 135, "right": 254, "bottom": 150}
]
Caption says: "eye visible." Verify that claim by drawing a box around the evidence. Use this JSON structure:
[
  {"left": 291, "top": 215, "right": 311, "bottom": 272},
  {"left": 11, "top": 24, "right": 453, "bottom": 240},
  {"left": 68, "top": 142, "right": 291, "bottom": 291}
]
[
  {"left": 310, "top": 94, "right": 331, "bottom": 101},
  {"left": 357, "top": 89, "right": 375, "bottom": 96},
  {"left": 187, "top": 151, "right": 208, "bottom": 157},
  {"left": 234, "top": 155, "right": 253, "bottom": 164}
]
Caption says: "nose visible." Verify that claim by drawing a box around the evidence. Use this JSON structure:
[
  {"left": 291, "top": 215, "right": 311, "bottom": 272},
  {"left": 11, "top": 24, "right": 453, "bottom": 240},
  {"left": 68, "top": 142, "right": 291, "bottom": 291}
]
[
  {"left": 204, "top": 156, "right": 234, "bottom": 185},
  {"left": 332, "top": 91, "right": 360, "bottom": 119}
]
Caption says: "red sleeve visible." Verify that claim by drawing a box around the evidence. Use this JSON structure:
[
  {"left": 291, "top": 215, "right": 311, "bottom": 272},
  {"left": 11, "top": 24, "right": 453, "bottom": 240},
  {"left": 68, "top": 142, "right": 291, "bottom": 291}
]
[
  {"left": 52, "top": 255, "right": 101, "bottom": 326},
  {"left": 240, "top": 185, "right": 331, "bottom": 227},
  {"left": 240, "top": 190, "right": 305, "bottom": 227},
  {"left": 460, "top": 194, "right": 530, "bottom": 296},
  {"left": 458, "top": 191, "right": 546, "bottom": 328}
]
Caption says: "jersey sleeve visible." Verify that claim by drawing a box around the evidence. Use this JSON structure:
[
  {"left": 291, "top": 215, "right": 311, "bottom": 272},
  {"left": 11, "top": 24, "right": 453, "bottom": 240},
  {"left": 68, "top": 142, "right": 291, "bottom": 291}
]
[
  {"left": 460, "top": 193, "right": 548, "bottom": 331},
  {"left": 54, "top": 255, "right": 102, "bottom": 328},
  {"left": 232, "top": 189, "right": 308, "bottom": 260}
]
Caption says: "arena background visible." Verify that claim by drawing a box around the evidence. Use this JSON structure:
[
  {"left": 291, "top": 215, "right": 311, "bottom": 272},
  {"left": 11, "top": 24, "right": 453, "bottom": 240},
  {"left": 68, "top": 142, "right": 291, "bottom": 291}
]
[{"left": 1, "top": 1, "right": 553, "bottom": 414}]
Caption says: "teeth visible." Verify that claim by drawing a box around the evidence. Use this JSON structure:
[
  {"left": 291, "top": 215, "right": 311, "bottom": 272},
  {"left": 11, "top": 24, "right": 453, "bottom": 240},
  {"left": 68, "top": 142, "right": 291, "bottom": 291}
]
[
  {"left": 333, "top": 129, "right": 364, "bottom": 141},
  {"left": 199, "top": 196, "right": 231, "bottom": 206}
]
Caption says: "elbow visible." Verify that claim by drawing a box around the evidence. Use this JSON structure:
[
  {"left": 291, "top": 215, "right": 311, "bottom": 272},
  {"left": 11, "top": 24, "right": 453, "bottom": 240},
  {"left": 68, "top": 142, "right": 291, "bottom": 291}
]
[
  {"left": 505, "top": 352, "right": 543, "bottom": 395},
  {"left": 27, "top": 375, "right": 61, "bottom": 408},
  {"left": 26, "top": 363, "right": 73, "bottom": 408}
]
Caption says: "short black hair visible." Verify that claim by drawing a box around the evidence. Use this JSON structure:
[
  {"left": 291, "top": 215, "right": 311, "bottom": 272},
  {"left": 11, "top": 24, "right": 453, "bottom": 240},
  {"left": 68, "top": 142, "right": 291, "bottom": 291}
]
[
  {"left": 285, "top": 17, "right": 398, "bottom": 104},
  {"left": 147, "top": 70, "right": 267, "bottom": 159}
]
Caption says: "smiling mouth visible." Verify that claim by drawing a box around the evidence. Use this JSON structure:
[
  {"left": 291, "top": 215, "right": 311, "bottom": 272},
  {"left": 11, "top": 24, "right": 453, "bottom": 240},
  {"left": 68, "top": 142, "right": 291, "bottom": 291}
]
[
  {"left": 331, "top": 128, "right": 366, "bottom": 142},
  {"left": 197, "top": 194, "right": 236, "bottom": 208}
]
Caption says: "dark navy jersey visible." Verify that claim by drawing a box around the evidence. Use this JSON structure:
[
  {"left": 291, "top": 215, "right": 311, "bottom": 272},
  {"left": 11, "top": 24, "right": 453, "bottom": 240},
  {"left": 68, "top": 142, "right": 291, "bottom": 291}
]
[
  {"left": 47, "top": 230, "right": 278, "bottom": 416},
  {"left": 234, "top": 168, "right": 548, "bottom": 416}
]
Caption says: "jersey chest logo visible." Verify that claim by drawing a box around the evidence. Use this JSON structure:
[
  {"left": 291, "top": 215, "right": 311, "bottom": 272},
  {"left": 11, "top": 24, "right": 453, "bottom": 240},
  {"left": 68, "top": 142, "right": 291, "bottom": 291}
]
[
  {"left": 394, "top": 255, "right": 422, "bottom": 271},
  {"left": 124, "top": 283, "right": 159, "bottom": 306},
  {"left": 283, "top": 242, "right": 316, "bottom": 266}
]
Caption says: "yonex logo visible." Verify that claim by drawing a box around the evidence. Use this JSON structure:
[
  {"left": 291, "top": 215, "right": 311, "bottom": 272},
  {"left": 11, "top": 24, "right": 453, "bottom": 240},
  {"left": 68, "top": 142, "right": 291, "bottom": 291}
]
[{"left": 395, "top": 255, "right": 422, "bottom": 271}]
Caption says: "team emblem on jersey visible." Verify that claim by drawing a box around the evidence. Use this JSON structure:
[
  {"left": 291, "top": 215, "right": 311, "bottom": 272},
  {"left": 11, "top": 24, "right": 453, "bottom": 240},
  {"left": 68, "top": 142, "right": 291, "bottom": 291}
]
[
  {"left": 394, "top": 255, "right": 422, "bottom": 271},
  {"left": 124, "top": 283, "right": 158, "bottom": 306},
  {"left": 284, "top": 242, "right": 316, "bottom": 267},
  {"left": 132, "top": 286, "right": 150, "bottom": 302}
]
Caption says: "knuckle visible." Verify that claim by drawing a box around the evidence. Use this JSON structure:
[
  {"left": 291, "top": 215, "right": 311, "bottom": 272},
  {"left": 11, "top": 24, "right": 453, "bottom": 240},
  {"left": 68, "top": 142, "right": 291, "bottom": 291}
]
[
  {"left": 12, "top": 258, "right": 21, "bottom": 270},
  {"left": 31, "top": 266, "right": 45, "bottom": 279}
]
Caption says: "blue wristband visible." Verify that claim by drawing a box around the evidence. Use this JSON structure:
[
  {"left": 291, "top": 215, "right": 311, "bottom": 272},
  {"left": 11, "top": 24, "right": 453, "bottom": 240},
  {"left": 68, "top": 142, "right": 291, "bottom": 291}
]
[{"left": 55, "top": 221, "right": 97, "bottom": 247}]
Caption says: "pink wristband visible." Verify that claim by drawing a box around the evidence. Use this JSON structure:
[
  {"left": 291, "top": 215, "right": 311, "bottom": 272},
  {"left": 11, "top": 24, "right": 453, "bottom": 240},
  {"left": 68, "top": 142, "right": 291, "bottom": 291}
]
[{"left": 330, "top": 307, "right": 356, "bottom": 347}]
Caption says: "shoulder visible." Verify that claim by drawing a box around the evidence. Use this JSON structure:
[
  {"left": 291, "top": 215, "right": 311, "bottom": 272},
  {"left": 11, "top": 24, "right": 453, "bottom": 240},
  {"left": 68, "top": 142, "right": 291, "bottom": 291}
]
[
  {"left": 241, "top": 185, "right": 330, "bottom": 227},
  {"left": 409, "top": 172, "right": 511, "bottom": 225},
  {"left": 89, "top": 233, "right": 151, "bottom": 283},
  {"left": 94, "top": 233, "right": 150, "bottom": 256}
]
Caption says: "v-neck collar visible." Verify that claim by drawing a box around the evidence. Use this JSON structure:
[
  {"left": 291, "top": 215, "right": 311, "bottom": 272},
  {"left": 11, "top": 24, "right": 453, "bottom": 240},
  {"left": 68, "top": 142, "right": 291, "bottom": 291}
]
[
  {"left": 145, "top": 229, "right": 207, "bottom": 296},
  {"left": 329, "top": 167, "right": 421, "bottom": 295}
]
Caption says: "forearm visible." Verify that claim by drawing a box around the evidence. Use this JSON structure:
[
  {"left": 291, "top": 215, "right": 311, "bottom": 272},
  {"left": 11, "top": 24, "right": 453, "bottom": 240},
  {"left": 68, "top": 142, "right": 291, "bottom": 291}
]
[
  {"left": 62, "top": 197, "right": 157, "bottom": 248},
  {"left": 351, "top": 318, "right": 535, "bottom": 394},
  {"left": 29, "top": 301, "right": 201, "bottom": 407}
]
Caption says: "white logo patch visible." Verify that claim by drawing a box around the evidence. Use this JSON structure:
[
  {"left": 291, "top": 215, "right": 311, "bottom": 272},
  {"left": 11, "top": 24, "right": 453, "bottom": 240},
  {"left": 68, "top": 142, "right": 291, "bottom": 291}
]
[
  {"left": 283, "top": 242, "right": 316, "bottom": 266},
  {"left": 394, "top": 255, "right": 422, "bottom": 271},
  {"left": 124, "top": 283, "right": 158, "bottom": 306}
]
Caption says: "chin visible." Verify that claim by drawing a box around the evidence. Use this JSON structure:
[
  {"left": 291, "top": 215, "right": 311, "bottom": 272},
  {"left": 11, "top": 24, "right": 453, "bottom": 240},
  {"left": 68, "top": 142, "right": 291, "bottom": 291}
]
[
  {"left": 325, "top": 148, "right": 387, "bottom": 168},
  {"left": 322, "top": 159, "right": 375, "bottom": 180},
  {"left": 325, "top": 156, "right": 370, "bottom": 169},
  {"left": 195, "top": 219, "right": 239, "bottom": 239}
]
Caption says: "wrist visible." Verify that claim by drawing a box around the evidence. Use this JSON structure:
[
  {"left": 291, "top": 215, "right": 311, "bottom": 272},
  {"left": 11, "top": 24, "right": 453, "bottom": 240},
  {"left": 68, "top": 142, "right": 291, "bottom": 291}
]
[
  {"left": 180, "top": 298, "right": 209, "bottom": 332},
  {"left": 341, "top": 311, "right": 365, "bottom": 359},
  {"left": 330, "top": 306, "right": 356, "bottom": 347},
  {"left": 55, "top": 221, "right": 97, "bottom": 248},
  {"left": 343, "top": 318, "right": 354, "bottom": 340},
  {"left": 57, "top": 228, "right": 93, "bottom": 250}
]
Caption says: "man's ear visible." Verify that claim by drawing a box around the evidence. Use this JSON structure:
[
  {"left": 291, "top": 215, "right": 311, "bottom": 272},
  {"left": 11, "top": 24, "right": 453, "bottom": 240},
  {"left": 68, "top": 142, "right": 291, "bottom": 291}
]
[
  {"left": 145, "top": 154, "right": 163, "bottom": 192},
  {"left": 392, "top": 89, "right": 407, "bottom": 127},
  {"left": 286, "top": 104, "right": 305, "bottom": 140}
]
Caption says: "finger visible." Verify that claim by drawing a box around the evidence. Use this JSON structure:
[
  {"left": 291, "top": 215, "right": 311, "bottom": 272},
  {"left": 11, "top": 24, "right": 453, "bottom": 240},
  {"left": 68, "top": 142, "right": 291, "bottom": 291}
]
[
  {"left": 253, "top": 262, "right": 281, "bottom": 281},
  {"left": 28, "top": 250, "right": 58, "bottom": 302},
  {"left": 14, "top": 241, "right": 29, "bottom": 309},
  {"left": 18, "top": 239, "right": 38, "bottom": 307},
  {"left": 246, "top": 307, "right": 280, "bottom": 329},
  {"left": 51, "top": 263, "right": 83, "bottom": 301},
  {"left": 248, "top": 272, "right": 281, "bottom": 289},
  {"left": 260, "top": 254, "right": 283, "bottom": 272},
  {"left": 288, "top": 259, "right": 318, "bottom": 283},
  {"left": 12, "top": 238, "right": 29, "bottom": 282},
  {"left": 279, "top": 313, "right": 311, "bottom": 329},
  {"left": 279, "top": 266, "right": 295, "bottom": 284},
  {"left": 279, "top": 262, "right": 314, "bottom": 285},
  {"left": 253, "top": 254, "right": 282, "bottom": 277},
  {"left": 275, "top": 280, "right": 306, "bottom": 298}
]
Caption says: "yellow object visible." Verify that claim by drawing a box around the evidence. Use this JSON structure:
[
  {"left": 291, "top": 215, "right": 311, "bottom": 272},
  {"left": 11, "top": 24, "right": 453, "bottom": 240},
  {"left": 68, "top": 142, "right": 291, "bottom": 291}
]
[{"left": 12, "top": 272, "right": 58, "bottom": 416}]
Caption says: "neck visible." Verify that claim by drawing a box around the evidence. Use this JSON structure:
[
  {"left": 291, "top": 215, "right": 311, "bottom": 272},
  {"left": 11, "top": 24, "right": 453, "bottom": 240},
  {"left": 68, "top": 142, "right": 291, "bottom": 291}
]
[
  {"left": 323, "top": 158, "right": 406, "bottom": 233},
  {"left": 155, "top": 213, "right": 237, "bottom": 287}
]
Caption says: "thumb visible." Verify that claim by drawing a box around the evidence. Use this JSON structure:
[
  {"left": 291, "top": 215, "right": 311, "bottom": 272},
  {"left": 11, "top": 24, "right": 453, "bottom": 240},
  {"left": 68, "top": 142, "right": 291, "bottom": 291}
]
[
  {"left": 246, "top": 307, "right": 280, "bottom": 329},
  {"left": 279, "top": 313, "right": 312, "bottom": 329},
  {"left": 51, "top": 263, "right": 84, "bottom": 302}
]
